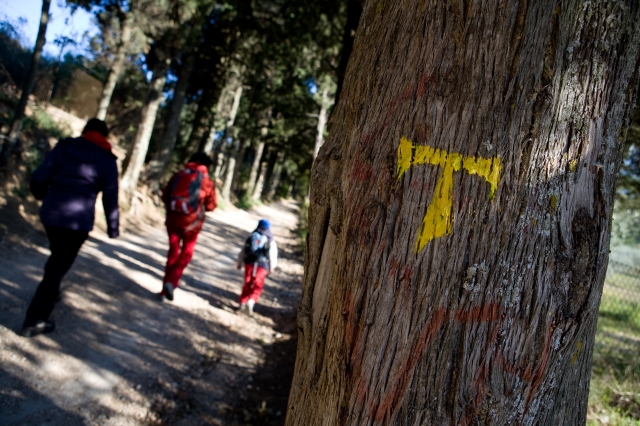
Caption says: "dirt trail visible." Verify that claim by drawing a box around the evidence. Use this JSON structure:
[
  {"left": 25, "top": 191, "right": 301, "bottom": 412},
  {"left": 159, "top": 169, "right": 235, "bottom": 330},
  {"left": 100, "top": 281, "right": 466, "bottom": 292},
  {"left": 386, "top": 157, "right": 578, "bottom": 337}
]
[{"left": 0, "top": 200, "right": 303, "bottom": 425}]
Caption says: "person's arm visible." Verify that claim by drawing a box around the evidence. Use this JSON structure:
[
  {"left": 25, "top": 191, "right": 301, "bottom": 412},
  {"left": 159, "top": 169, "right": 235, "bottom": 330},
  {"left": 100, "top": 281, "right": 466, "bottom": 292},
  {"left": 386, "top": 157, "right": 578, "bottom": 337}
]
[
  {"left": 236, "top": 247, "right": 245, "bottom": 270},
  {"left": 161, "top": 173, "right": 177, "bottom": 206},
  {"left": 268, "top": 240, "right": 278, "bottom": 272},
  {"left": 102, "top": 159, "right": 120, "bottom": 238},
  {"left": 29, "top": 144, "right": 59, "bottom": 200},
  {"left": 204, "top": 178, "right": 217, "bottom": 212}
]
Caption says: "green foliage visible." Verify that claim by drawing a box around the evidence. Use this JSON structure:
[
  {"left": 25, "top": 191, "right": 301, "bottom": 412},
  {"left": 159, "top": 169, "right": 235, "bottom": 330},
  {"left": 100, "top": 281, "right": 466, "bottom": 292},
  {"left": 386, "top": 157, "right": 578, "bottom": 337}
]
[
  {"left": 22, "top": 107, "right": 71, "bottom": 140},
  {"left": 0, "top": 18, "right": 33, "bottom": 88},
  {"left": 589, "top": 313, "right": 640, "bottom": 424},
  {"left": 611, "top": 198, "right": 640, "bottom": 247}
]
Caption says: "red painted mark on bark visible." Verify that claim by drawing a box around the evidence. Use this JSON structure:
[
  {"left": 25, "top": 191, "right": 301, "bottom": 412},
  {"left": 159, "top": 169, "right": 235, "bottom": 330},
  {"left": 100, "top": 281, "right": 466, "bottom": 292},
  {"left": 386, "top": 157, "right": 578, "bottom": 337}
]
[
  {"left": 524, "top": 320, "right": 554, "bottom": 411},
  {"left": 388, "top": 256, "right": 401, "bottom": 278},
  {"left": 455, "top": 303, "right": 503, "bottom": 324},
  {"left": 399, "top": 266, "right": 413, "bottom": 290},
  {"left": 349, "top": 161, "right": 376, "bottom": 182},
  {"left": 367, "top": 303, "right": 504, "bottom": 423},
  {"left": 359, "top": 68, "right": 436, "bottom": 149},
  {"left": 371, "top": 307, "right": 447, "bottom": 423}
]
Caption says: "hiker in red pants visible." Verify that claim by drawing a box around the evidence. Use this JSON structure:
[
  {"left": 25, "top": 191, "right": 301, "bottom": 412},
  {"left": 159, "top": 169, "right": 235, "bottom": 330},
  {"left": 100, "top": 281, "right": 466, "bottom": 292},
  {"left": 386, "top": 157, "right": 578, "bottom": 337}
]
[
  {"left": 160, "top": 153, "right": 217, "bottom": 301},
  {"left": 236, "top": 219, "right": 278, "bottom": 315}
]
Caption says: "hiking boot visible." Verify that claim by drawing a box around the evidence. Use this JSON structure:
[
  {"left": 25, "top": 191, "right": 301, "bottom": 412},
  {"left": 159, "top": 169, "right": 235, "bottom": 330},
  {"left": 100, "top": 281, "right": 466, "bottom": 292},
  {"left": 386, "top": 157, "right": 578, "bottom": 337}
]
[
  {"left": 239, "top": 303, "right": 247, "bottom": 314},
  {"left": 20, "top": 320, "right": 56, "bottom": 338},
  {"left": 163, "top": 282, "right": 175, "bottom": 301},
  {"left": 247, "top": 299, "right": 255, "bottom": 316}
]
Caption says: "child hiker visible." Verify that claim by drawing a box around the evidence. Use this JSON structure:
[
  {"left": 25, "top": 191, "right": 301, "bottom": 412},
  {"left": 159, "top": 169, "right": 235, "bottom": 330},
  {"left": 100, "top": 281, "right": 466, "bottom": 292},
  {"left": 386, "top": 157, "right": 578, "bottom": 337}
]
[
  {"left": 236, "top": 219, "right": 278, "bottom": 315},
  {"left": 21, "top": 118, "right": 119, "bottom": 337},
  {"left": 160, "top": 153, "right": 217, "bottom": 301}
]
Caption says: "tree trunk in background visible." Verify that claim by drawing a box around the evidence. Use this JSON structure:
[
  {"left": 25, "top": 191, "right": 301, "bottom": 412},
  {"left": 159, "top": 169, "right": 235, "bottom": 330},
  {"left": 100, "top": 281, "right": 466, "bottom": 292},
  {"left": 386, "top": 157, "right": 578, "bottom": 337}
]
[
  {"left": 95, "top": 15, "right": 132, "bottom": 121},
  {"left": 334, "top": 0, "right": 362, "bottom": 108},
  {"left": 221, "top": 132, "right": 240, "bottom": 201},
  {"left": 252, "top": 148, "right": 269, "bottom": 201},
  {"left": 313, "top": 87, "right": 332, "bottom": 161},
  {"left": 120, "top": 60, "right": 169, "bottom": 194},
  {"left": 247, "top": 109, "right": 270, "bottom": 194},
  {"left": 147, "top": 51, "right": 195, "bottom": 189},
  {"left": 213, "top": 143, "right": 226, "bottom": 181},
  {"left": 252, "top": 160, "right": 267, "bottom": 200},
  {"left": 201, "top": 71, "right": 245, "bottom": 155},
  {"left": 1, "top": 0, "right": 50, "bottom": 165},
  {"left": 265, "top": 151, "right": 284, "bottom": 200},
  {"left": 231, "top": 139, "right": 247, "bottom": 193},
  {"left": 187, "top": 84, "right": 218, "bottom": 154},
  {"left": 286, "top": 1, "right": 640, "bottom": 425},
  {"left": 248, "top": 141, "right": 265, "bottom": 194}
]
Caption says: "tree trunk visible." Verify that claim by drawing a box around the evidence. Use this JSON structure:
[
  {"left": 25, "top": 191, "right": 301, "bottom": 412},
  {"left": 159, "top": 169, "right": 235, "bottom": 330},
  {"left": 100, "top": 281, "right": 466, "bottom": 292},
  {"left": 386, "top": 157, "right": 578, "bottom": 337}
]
[
  {"left": 120, "top": 60, "right": 169, "bottom": 194},
  {"left": 334, "top": 0, "right": 362, "bottom": 107},
  {"left": 313, "top": 87, "right": 332, "bottom": 161},
  {"left": 252, "top": 160, "right": 267, "bottom": 201},
  {"left": 286, "top": 1, "right": 640, "bottom": 426},
  {"left": 201, "top": 72, "right": 245, "bottom": 154},
  {"left": 1, "top": 0, "right": 50, "bottom": 164},
  {"left": 187, "top": 84, "right": 217, "bottom": 154},
  {"left": 147, "top": 51, "right": 195, "bottom": 189},
  {"left": 248, "top": 141, "right": 265, "bottom": 194},
  {"left": 213, "top": 143, "right": 227, "bottom": 181},
  {"left": 221, "top": 133, "right": 240, "bottom": 201},
  {"left": 231, "top": 138, "right": 247, "bottom": 193},
  {"left": 252, "top": 147, "right": 269, "bottom": 201},
  {"left": 265, "top": 151, "right": 284, "bottom": 200},
  {"left": 95, "top": 15, "right": 132, "bottom": 121}
]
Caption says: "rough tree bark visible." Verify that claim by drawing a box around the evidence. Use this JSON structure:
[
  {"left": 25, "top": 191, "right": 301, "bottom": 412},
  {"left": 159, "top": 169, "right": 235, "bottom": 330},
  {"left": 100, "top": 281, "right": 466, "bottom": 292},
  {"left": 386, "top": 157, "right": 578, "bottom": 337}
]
[
  {"left": 1, "top": 0, "right": 50, "bottom": 164},
  {"left": 286, "top": 1, "right": 640, "bottom": 426},
  {"left": 95, "top": 15, "right": 132, "bottom": 121},
  {"left": 147, "top": 51, "right": 195, "bottom": 188},
  {"left": 120, "top": 60, "right": 169, "bottom": 194}
]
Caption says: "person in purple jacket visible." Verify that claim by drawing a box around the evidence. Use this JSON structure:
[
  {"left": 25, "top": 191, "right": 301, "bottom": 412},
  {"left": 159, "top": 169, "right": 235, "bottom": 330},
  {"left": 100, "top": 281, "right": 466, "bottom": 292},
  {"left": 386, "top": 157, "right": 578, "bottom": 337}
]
[{"left": 20, "top": 118, "right": 120, "bottom": 337}]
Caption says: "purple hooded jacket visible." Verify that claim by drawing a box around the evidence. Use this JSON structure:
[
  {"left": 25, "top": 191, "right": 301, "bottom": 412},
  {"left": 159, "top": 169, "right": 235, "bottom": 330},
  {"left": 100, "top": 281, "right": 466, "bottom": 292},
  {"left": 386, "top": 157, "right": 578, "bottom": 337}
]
[{"left": 30, "top": 136, "right": 120, "bottom": 238}]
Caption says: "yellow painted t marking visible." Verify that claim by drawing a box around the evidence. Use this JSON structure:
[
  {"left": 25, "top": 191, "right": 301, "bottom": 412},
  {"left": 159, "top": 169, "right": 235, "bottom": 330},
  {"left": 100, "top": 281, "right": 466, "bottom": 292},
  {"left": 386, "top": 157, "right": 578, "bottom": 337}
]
[{"left": 397, "top": 137, "right": 501, "bottom": 252}]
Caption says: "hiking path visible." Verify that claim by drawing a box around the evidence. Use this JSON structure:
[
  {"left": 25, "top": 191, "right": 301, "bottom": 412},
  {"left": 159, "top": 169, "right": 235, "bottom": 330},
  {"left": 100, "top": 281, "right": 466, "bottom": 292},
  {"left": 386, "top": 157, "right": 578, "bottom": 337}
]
[{"left": 0, "top": 200, "right": 303, "bottom": 425}]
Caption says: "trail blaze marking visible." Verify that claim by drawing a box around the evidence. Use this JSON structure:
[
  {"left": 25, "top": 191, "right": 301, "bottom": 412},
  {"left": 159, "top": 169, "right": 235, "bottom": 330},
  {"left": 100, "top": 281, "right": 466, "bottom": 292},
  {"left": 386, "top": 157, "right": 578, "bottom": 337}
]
[{"left": 397, "top": 137, "right": 502, "bottom": 252}]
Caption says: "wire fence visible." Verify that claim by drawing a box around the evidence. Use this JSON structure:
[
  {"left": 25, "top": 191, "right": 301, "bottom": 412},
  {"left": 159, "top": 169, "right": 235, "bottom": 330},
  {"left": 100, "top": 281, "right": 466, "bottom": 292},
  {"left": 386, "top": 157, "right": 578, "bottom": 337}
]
[
  {"left": 30, "top": 62, "right": 104, "bottom": 120},
  {"left": 601, "top": 260, "right": 640, "bottom": 325}
]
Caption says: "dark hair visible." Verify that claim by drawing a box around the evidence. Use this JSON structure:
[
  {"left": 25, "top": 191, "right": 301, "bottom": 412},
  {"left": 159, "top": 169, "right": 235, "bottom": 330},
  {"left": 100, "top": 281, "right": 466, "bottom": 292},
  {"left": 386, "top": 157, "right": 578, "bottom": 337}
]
[
  {"left": 82, "top": 118, "right": 109, "bottom": 137},
  {"left": 189, "top": 152, "right": 212, "bottom": 167}
]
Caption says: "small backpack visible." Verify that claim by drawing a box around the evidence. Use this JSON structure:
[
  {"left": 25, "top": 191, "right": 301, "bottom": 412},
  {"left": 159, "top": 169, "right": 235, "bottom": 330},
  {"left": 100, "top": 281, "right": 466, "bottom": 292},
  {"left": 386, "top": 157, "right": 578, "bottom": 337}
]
[
  {"left": 167, "top": 169, "right": 203, "bottom": 214},
  {"left": 243, "top": 231, "right": 269, "bottom": 264}
]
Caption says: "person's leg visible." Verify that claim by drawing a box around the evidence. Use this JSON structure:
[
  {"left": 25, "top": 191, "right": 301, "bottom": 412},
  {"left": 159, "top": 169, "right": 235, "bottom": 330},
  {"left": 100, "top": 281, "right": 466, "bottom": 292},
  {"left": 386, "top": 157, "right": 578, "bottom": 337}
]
[
  {"left": 248, "top": 266, "right": 268, "bottom": 303},
  {"left": 23, "top": 226, "right": 88, "bottom": 328},
  {"left": 164, "top": 230, "right": 199, "bottom": 288},
  {"left": 239, "top": 264, "right": 255, "bottom": 305},
  {"left": 162, "top": 229, "right": 182, "bottom": 290}
]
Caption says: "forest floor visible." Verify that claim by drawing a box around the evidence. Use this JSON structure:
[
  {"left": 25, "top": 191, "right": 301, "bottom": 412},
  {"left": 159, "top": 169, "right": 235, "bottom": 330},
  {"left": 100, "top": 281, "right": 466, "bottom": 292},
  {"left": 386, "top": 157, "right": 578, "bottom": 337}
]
[{"left": 0, "top": 190, "right": 303, "bottom": 426}]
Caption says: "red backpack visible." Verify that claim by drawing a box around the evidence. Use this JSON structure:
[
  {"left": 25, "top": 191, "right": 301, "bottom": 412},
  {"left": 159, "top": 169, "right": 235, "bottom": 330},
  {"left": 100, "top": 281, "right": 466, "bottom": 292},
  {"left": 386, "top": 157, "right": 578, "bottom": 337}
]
[{"left": 167, "top": 169, "right": 204, "bottom": 214}]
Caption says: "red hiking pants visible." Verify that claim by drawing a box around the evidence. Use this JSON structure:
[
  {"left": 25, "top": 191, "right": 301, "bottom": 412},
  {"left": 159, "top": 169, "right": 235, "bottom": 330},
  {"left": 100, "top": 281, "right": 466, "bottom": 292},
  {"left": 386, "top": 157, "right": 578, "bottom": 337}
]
[
  {"left": 239, "top": 264, "right": 268, "bottom": 304},
  {"left": 162, "top": 226, "right": 199, "bottom": 290}
]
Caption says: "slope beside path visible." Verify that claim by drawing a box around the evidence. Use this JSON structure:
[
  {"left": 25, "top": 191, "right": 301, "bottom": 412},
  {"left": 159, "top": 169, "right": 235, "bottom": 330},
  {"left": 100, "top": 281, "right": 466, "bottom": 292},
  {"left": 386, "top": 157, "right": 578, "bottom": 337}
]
[{"left": 0, "top": 200, "right": 303, "bottom": 425}]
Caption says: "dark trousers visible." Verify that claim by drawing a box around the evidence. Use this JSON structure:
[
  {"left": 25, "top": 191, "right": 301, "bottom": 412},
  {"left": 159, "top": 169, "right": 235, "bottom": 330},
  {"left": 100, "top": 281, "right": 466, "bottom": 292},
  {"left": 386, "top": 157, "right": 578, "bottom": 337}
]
[{"left": 23, "top": 226, "right": 88, "bottom": 327}]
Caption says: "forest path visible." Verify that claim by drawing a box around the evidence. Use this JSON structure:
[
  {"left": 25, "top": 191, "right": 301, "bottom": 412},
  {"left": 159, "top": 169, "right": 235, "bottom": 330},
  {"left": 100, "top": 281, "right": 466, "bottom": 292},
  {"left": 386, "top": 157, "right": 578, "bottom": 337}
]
[{"left": 0, "top": 200, "right": 302, "bottom": 425}]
